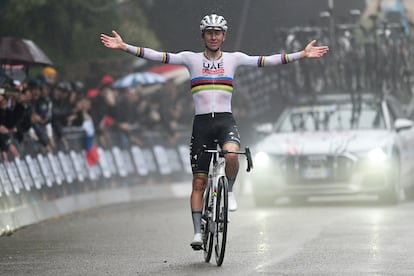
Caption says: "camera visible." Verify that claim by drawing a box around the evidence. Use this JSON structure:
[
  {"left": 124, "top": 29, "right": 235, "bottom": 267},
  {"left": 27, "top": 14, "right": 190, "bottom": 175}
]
[
  {"left": 0, "top": 86, "right": 20, "bottom": 96},
  {"left": 0, "top": 71, "right": 20, "bottom": 96}
]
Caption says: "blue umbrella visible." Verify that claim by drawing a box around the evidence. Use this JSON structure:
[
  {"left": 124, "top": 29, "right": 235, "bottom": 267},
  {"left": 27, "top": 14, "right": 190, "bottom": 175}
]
[{"left": 113, "top": 72, "right": 167, "bottom": 88}]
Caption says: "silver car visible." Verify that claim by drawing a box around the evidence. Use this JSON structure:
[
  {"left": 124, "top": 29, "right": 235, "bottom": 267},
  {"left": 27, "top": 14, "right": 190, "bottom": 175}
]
[{"left": 251, "top": 93, "right": 414, "bottom": 206}]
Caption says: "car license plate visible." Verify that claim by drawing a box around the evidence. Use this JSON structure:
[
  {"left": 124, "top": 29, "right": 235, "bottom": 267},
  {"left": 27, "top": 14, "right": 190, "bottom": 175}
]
[{"left": 302, "top": 167, "right": 329, "bottom": 179}]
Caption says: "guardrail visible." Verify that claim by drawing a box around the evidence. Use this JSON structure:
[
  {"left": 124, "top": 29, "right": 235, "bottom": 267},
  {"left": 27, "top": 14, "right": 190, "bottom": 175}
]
[{"left": 0, "top": 127, "right": 193, "bottom": 236}]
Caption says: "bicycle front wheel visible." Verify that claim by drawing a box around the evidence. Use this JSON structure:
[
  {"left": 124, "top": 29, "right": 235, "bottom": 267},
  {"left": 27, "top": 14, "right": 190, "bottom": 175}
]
[
  {"left": 202, "top": 182, "right": 213, "bottom": 263},
  {"left": 214, "top": 176, "right": 228, "bottom": 266}
]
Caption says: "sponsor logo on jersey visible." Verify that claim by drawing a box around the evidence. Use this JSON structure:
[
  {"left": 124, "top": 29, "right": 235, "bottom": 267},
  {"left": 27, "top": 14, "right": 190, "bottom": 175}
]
[{"left": 202, "top": 60, "right": 224, "bottom": 75}]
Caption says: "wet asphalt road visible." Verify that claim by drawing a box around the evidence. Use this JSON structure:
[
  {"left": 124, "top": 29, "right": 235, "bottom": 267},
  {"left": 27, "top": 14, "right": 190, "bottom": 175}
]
[{"left": 1, "top": 195, "right": 414, "bottom": 276}]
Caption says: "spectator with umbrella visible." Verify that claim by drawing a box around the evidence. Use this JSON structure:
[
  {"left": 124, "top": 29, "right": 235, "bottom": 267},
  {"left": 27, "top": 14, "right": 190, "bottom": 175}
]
[
  {"left": 0, "top": 93, "right": 20, "bottom": 161},
  {"left": 13, "top": 82, "right": 35, "bottom": 154}
]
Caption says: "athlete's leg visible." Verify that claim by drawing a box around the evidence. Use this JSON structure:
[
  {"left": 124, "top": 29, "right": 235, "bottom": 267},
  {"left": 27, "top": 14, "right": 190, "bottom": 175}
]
[
  {"left": 218, "top": 113, "right": 241, "bottom": 193},
  {"left": 222, "top": 142, "right": 240, "bottom": 191},
  {"left": 190, "top": 174, "right": 207, "bottom": 232},
  {"left": 223, "top": 142, "right": 240, "bottom": 212},
  {"left": 190, "top": 174, "right": 207, "bottom": 248}
]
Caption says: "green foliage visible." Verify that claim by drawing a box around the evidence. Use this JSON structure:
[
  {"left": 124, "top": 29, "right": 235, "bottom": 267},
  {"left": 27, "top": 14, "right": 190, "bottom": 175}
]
[{"left": 0, "top": 0, "right": 161, "bottom": 86}]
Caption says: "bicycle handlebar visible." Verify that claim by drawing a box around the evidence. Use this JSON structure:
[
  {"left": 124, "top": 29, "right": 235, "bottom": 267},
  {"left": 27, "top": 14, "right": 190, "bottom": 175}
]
[{"left": 204, "top": 146, "right": 254, "bottom": 172}]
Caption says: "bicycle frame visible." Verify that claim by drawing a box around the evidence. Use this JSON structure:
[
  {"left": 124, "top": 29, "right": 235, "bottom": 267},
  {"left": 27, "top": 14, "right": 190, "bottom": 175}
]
[
  {"left": 206, "top": 144, "right": 226, "bottom": 230},
  {"left": 201, "top": 143, "right": 253, "bottom": 266}
]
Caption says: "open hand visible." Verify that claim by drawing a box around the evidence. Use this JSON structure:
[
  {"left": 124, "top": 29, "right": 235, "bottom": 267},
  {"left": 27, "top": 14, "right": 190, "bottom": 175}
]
[
  {"left": 303, "top": 40, "right": 329, "bottom": 58},
  {"left": 100, "top": 30, "right": 126, "bottom": 50}
]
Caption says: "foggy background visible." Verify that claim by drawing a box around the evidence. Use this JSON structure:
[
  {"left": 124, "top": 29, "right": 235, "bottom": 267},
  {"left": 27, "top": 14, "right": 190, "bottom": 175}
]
[{"left": 144, "top": 0, "right": 365, "bottom": 53}]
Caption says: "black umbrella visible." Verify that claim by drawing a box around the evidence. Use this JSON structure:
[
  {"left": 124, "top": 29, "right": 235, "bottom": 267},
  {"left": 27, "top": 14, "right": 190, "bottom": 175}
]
[{"left": 0, "top": 37, "right": 53, "bottom": 66}]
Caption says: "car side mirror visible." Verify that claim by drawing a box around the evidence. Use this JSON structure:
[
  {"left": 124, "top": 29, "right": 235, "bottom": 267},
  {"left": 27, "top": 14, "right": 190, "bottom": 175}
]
[{"left": 394, "top": 118, "right": 413, "bottom": 132}]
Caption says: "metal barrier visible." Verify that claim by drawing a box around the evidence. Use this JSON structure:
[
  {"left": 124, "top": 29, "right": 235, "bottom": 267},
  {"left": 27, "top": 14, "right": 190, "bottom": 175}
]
[{"left": 0, "top": 127, "right": 193, "bottom": 236}]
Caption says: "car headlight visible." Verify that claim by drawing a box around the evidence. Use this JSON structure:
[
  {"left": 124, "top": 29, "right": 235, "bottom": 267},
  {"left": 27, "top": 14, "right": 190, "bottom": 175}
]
[
  {"left": 367, "top": 147, "right": 387, "bottom": 162},
  {"left": 254, "top": 151, "right": 270, "bottom": 167}
]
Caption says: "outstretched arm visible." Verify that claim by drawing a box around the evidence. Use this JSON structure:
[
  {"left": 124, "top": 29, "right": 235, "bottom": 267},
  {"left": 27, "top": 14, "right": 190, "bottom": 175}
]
[
  {"left": 300, "top": 40, "right": 329, "bottom": 59},
  {"left": 100, "top": 30, "right": 127, "bottom": 51},
  {"left": 235, "top": 39, "right": 329, "bottom": 67},
  {"left": 100, "top": 30, "right": 186, "bottom": 65}
]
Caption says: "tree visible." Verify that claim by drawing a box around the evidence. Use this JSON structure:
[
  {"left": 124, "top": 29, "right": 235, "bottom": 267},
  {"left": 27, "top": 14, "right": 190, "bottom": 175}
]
[{"left": 0, "top": 0, "right": 161, "bottom": 86}]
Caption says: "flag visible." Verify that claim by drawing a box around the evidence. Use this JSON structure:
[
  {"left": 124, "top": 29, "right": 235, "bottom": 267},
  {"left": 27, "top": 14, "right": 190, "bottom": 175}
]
[{"left": 82, "top": 118, "right": 99, "bottom": 166}]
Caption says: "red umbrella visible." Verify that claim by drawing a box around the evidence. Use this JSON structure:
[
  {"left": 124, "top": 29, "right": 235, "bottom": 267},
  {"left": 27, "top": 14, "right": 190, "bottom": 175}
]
[
  {"left": 149, "top": 64, "right": 189, "bottom": 84},
  {"left": 0, "top": 37, "right": 53, "bottom": 66}
]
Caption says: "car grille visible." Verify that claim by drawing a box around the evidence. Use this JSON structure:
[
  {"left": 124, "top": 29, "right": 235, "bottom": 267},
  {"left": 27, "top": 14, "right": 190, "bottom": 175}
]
[{"left": 279, "top": 155, "right": 355, "bottom": 184}]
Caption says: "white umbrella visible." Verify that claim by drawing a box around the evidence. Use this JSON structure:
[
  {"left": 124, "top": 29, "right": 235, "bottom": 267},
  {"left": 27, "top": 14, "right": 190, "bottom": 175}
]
[{"left": 113, "top": 72, "right": 167, "bottom": 89}]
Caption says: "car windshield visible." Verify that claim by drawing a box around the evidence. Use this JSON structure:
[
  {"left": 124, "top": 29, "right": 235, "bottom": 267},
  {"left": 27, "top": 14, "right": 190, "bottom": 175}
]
[{"left": 277, "top": 102, "right": 385, "bottom": 132}]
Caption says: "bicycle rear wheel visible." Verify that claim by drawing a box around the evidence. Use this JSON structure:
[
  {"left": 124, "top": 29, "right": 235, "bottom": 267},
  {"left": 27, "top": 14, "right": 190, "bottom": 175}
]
[
  {"left": 214, "top": 176, "right": 228, "bottom": 266},
  {"left": 202, "top": 183, "right": 213, "bottom": 263}
]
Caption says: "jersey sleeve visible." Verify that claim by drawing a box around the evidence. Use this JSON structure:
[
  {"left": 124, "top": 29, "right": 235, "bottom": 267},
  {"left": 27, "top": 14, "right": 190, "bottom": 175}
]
[
  {"left": 124, "top": 44, "right": 186, "bottom": 65},
  {"left": 233, "top": 51, "right": 303, "bottom": 67}
]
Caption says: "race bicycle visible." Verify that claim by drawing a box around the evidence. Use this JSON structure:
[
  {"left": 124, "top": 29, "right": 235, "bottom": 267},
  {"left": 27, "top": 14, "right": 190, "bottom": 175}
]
[{"left": 198, "top": 143, "right": 253, "bottom": 266}]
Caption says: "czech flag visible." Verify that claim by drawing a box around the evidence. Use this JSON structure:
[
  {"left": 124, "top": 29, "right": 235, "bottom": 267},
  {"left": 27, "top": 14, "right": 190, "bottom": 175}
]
[{"left": 82, "top": 118, "right": 99, "bottom": 166}]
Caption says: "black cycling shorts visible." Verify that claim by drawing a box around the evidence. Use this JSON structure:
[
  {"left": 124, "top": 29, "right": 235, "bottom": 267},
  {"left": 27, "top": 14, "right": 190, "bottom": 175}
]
[{"left": 190, "top": 112, "right": 241, "bottom": 175}]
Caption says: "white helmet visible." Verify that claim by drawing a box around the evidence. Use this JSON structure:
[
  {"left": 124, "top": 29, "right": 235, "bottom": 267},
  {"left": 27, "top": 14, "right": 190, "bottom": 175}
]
[{"left": 200, "top": 14, "right": 228, "bottom": 33}]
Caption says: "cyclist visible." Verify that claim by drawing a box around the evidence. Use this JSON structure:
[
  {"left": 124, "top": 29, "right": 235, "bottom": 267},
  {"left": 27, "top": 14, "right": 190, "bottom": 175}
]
[{"left": 100, "top": 13, "right": 329, "bottom": 249}]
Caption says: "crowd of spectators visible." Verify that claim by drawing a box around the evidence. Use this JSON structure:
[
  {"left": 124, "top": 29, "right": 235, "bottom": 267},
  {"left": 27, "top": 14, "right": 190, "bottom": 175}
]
[{"left": 0, "top": 66, "right": 194, "bottom": 163}]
